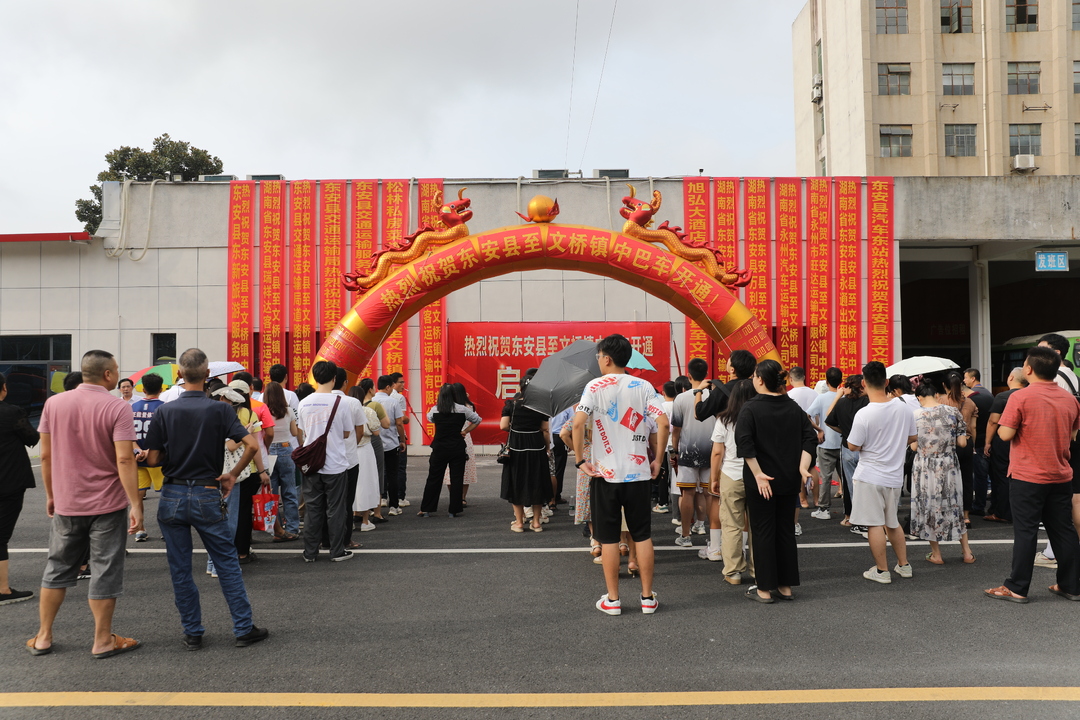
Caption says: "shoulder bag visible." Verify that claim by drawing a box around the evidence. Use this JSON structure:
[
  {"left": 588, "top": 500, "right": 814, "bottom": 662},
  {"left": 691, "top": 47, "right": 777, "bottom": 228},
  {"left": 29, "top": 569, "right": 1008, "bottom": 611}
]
[{"left": 292, "top": 396, "right": 341, "bottom": 475}]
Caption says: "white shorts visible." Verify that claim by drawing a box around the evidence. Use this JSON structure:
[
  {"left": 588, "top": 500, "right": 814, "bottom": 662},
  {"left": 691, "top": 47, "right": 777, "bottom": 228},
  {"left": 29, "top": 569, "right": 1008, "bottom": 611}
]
[
  {"left": 849, "top": 479, "right": 901, "bottom": 529},
  {"left": 676, "top": 465, "right": 709, "bottom": 491}
]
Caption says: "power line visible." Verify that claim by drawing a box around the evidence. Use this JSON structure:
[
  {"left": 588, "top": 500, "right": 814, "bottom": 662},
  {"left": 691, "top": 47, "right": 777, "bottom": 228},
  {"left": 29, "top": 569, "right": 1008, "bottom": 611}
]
[
  {"left": 577, "top": 0, "right": 618, "bottom": 172},
  {"left": 563, "top": 0, "right": 580, "bottom": 169}
]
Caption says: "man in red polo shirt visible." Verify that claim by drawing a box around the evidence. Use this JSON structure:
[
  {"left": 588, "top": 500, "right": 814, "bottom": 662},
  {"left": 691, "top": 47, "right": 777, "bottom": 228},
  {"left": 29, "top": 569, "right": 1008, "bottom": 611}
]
[{"left": 985, "top": 346, "right": 1080, "bottom": 603}]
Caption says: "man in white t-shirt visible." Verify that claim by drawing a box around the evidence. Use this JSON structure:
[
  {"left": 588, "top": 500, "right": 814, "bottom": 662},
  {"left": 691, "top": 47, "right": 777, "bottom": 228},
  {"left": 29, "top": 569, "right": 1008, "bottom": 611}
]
[
  {"left": 573, "top": 335, "right": 668, "bottom": 616},
  {"left": 808, "top": 367, "right": 843, "bottom": 519},
  {"left": 332, "top": 367, "right": 365, "bottom": 550},
  {"left": 847, "top": 361, "right": 918, "bottom": 584},
  {"left": 297, "top": 361, "right": 354, "bottom": 563}
]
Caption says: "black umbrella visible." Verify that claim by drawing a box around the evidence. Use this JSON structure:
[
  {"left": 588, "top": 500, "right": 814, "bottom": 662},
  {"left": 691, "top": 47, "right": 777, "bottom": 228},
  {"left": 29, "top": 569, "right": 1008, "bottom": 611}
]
[{"left": 521, "top": 339, "right": 601, "bottom": 418}]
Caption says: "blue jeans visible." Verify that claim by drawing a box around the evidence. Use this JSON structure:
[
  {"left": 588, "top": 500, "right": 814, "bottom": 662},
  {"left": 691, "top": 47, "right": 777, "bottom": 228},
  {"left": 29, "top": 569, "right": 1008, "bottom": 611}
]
[
  {"left": 270, "top": 443, "right": 300, "bottom": 534},
  {"left": 158, "top": 484, "right": 253, "bottom": 637},
  {"left": 206, "top": 481, "right": 240, "bottom": 574}
]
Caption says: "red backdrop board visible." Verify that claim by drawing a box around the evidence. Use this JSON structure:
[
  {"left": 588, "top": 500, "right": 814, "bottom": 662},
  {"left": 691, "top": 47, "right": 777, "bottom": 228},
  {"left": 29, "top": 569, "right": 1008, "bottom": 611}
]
[
  {"left": 447, "top": 322, "right": 670, "bottom": 445},
  {"left": 227, "top": 181, "right": 255, "bottom": 371},
  {"left": 258, "top": 180, "right": 285, "bottom": 376},
  {"left": 775, "top": 177, "right": 803, "bottom": 370},
  {"left": 806, "top": 178, "right": 832, "bottom": 383},
  {"left": 743, "top": 178, "right": 771, "bottom": 331},
  {"left": 289, "top": 180, "right": 317, "bottom": 389},
  {"left": 866, "top": 177, "right": 894, "bottom": 363},
  {"left": 835, "top": 177, "right": 862, "bottom": 375}
]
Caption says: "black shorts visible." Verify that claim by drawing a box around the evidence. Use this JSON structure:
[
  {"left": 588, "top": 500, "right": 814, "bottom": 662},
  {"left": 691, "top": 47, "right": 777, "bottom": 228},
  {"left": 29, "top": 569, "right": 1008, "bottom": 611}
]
[{"left": 590, "top": 478, "right": 652, "bottom": 545}]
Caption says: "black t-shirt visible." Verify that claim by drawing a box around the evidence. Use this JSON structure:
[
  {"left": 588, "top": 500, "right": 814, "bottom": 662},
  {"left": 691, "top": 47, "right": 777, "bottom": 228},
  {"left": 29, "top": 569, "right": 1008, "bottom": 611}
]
[
  {"left": 968, "top": 387, "right": 994, "bottom": 443},
  {"left": 825, "top": 394, "right": 870, "bottom": 442},
  {"left": 694, "top": 377, "right": 751, "bottom": 422},
  {"left": 989, "top": 389, "right": 1016, "bottom": 451},
  {"left": 144, "top": 391, "right": 249, "bottom": 481}
]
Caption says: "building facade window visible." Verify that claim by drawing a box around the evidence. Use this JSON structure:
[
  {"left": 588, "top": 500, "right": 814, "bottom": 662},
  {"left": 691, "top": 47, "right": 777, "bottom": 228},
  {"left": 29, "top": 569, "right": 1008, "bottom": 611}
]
[
  {"left": 152, "top": 333, "right": 177, "bottom": 366},
  {"left": 879, "top": 125, "right": 913, "bottom": 157},
  {"left": 1074, "top": 1, "right": 1080, "bottom": 31},
  {"left": 941, "top": 0, "right": 973, "bottom": 33},
  {"left": 876, "top": 0, "right": 908, "bottom": 34},
  {"left": 0, "top": 334, "right": 72, "bottom": 425},
  {"left": 944, "top": 125, "right": 977, "bottom": 157},
  {"left": 1007, "top": 62, "right": 1040, "bottom": 94},
  {"left": 1006, "top": 1, "right": 1038, "bottom": 32},
  {"left": 942, "top": 63, "right": 975, "bottom": 95},
  {"left": 1075, "top": 124, "right": 1080, "bottom": 156},
  {"left": 878, "top": 63, "right": 911, "bottom": 95},
  {"left": 1074, "top": 61, "right": 1080, "bottom": 93},
  {"left": 1009, "top": 124, "right": 1041, "bottom": 156}
]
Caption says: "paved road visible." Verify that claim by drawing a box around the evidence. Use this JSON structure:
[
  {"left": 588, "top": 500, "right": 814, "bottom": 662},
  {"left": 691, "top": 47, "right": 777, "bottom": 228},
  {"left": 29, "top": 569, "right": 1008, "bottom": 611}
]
[{"left": 2, "top": 459, "right": 1079, "bottom": 719}]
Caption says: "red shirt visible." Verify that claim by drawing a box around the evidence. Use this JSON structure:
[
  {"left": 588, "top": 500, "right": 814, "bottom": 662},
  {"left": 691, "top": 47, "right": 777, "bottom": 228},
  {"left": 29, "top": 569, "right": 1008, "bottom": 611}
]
[
  {"left": 38, "top": 384, "right": 136, "bottom": 515},
  {"left": 250, "top": 399, "right": 275, "bottom": 430},
  {"left": 998, "top": 382, "right": 1080, "bottom": 484}
]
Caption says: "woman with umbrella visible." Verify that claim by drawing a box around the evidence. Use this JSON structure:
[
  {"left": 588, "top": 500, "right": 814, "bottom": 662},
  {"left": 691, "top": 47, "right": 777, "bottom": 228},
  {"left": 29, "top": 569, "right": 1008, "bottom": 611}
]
[{"left": 500, "top": 376, "right": 553, "bottom": 532}]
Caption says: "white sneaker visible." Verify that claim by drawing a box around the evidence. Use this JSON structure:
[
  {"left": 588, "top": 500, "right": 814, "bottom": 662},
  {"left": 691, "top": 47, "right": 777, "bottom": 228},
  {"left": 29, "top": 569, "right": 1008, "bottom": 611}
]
[
  {"left": 697, "top": 547, "right": 723, "bottom": 561},
  {"left": 640, "top": 593, "right": 658, "bottom": 614},
  {"left": 691, "top": 521, "right": 706, "bottom": 535},
  {"left": 794, "top": 523, "right": 803, "bottom": 536},
  {"left": 671, "top": 517, "right": 681, "bottom": 526},
  {"left": 1034, "top": 552, "right": 1058, "bottom": 569},
  {"left": 863, "top": 566, "right": 891, "bottom": 584},
  {"left": 541, "top": 506, "right": 553, "bottom": 518},
  {"left": 360, "top": 522, "right": 376, "bottom": 532},
  {"left": 810, "top": 509, "right": 830, "bottom": 520},
  {"left": 331, "top": 550, "right": 354, "bottom": 562},
  {"left": 380, "top": 498, "right": 387, "bottom": 507},
  {"left": 525, "top": 508, "right": 534, "bottom": 519},
  {"left": 893, "top": 563, "right": 913, "bottom": 579},
  {"left": 398, "top": 499, "right": 411, "bottom": 507},
  {"left": 596, "top": 594, "right": 621, "bottom": 615},
  {"left": 387, "top": 507, "right": 402, "bottom": 516},
  {"left": 675, "top": 535, "right": 693, "bottom": 547}
]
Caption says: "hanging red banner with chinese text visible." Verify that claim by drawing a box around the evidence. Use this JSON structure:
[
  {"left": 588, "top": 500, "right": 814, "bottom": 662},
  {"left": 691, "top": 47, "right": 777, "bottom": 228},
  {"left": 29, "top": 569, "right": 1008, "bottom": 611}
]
[
  {"left": 866, "top": 177, "right": 894, "bottom": 364},
  {"left": 835, "top": 177, "right": 862, "bottom": 375},
  {"left": 713, "top": 176, "right": 738, "bottom": 283},
  {"left": 417, "top": 178, "right": 445, "bottom": 441},
  {"left": 806, "top": 178, "right": 832, "bottom": 383},
  {"left": 775, "top": 178, "right": 803, "bottom": 369},
  {"left": 320, "top": 181, "right": 346, "bottom": 345},
  {"left": 227, "top": 181, "right": 255, "bottom": 372},
  {"left": 289, "top": 180, "right": 316, "bottom": 389},
  {"left": 258, "top": 180, "right": 285, "bottom": 376},
  {"left": 743, "top": 177, "right": 771, "bottom": 332},
  {"left": 351, "top": 179, "right": 378, "bottom": 378},
  {"left": 682, "top": 178, "right": 710, "bottom": 247},
  {"left": 684, "top": 322, "right": 712, "bottom": 378}
]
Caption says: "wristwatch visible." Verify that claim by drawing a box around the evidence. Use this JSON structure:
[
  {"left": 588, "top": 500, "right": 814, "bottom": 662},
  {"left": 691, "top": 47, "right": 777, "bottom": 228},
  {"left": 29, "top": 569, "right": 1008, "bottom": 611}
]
[{"left": 575, "top": 459, "right": 587, "bottom": 468}]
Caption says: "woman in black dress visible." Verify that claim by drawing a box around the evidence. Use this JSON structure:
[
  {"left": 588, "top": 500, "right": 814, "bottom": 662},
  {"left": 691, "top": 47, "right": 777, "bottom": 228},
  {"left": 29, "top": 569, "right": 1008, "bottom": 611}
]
[
  {"left": 0, "top": 371, "right": 40, "bottom": 604},
  {"left": 735, "top": 360, "right": 818, "bottom": 603},
  {"left": 500, "top": 377, "right": 552, "bottom": 532},
  {"left": 419, "top": 384, "right": 481, "bottom": 517}
]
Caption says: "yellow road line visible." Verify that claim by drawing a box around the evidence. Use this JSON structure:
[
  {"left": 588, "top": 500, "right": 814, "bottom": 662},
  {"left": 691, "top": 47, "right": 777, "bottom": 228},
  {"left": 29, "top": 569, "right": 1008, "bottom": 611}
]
[{"left": 1, "top": 688, "right": 1080, "bottom": 707}]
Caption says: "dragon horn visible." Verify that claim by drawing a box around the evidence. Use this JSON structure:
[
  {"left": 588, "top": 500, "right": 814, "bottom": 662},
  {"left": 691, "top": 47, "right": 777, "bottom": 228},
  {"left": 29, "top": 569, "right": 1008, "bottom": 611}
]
[
  {"left": 650, "top": 190, "right": 662, "bottom": 213},
  {"left": 625, "top": 183, "right": 636, "bottom": 199},
  {"left": 433, "top": 189, "right": 443, "bottom": 207},
  {"left": 458, "top": 187, "right": 467, "bottom": 200}
]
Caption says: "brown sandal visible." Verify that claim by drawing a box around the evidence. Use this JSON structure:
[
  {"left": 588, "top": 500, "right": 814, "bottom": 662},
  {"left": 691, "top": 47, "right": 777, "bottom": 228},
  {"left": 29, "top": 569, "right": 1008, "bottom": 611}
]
[
  {"left": 984, "top": 585, "right": 1028, "bottom": 603},
  {"left": 92, "top": 634, "right": 141, "bottom": 659}
]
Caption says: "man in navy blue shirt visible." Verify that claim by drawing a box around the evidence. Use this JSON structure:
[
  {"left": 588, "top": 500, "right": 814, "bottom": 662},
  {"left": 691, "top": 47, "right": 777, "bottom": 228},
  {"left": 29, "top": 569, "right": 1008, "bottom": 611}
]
[{"left": 145, "top": 348, "right": 268, "bottom": 650}]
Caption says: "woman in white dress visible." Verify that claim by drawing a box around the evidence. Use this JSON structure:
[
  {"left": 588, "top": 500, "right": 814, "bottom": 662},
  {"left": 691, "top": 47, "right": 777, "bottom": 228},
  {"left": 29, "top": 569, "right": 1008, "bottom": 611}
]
[{"left": 352, "top": 396, "right": 383, "bottom": 531}]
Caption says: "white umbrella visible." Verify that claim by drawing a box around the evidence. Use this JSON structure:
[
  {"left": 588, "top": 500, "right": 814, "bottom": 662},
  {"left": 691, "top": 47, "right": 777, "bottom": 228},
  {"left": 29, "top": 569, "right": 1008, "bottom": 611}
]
[
  {"left": 885, "top": 356, "right": 959, "bottom": 377},
  {"left": 208, "top": 361, "right": 246, "bottom": 378}
]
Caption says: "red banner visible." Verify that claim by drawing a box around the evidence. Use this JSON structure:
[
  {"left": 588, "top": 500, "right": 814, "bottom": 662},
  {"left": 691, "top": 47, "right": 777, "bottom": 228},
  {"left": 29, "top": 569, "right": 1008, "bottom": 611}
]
[
  {"left": 258, "top": 180, "right": 286, "bottom": 377},
  {"left": 683, "top": 178, "right": 710, "bottom": 247},
  {"left": 806, "top": 178, "right": 832, "bottom": 383},
  {"left": 351, "top": 179, "right": 378, "bottom": 378},
  {"left": 744, "top": 177, "right": 771, "bottom": 331},
  {"left": 417, "top": 178, "right": 445, "bottom": 441},
  {"left": 320, "top": 181, "right": 346, "bottom": 342},
  {"left": 448, "top": 322, "right": 670, "bottom": 445},
  {"left": 835, "top": 177, "right": 862, "bottom": 375},
  {"left": 684, "top": 322, "right": 711, "bottom": 378},
  {"left": 775, "top": 178, "right": 803, "bottom": 370},
  {"left": 381, "top": 179, "right": 408, "bottom": 250},
  {"left": 867, "top": 177, "right": 894, "bottom": 364},
  {"left": 227, "top": 181, "right": 255, "bottom": 371},
  {"left": 289, "top": 180, "right": 316, "bottom": 389},
  {"left": 713, "top": 177, "right": 738, "bottom": 281}
]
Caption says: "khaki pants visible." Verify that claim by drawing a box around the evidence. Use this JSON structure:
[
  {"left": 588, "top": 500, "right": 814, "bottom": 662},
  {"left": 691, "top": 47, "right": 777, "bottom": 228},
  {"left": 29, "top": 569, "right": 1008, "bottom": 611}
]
[{"left": 719, "top": 471, "right": 753, "bottom": 579}]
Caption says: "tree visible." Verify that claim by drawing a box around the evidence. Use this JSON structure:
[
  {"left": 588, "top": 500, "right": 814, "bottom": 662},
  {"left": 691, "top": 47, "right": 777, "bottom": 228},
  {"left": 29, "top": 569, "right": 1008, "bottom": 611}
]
[{"left": 75, "top": 133, "right": 224, "bottom": 234}]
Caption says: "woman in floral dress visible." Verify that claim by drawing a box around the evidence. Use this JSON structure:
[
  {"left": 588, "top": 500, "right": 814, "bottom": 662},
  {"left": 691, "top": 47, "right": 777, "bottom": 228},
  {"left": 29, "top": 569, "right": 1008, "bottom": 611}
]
[{"left": 910, "top": 377, "right": 976, "bottom": 565}]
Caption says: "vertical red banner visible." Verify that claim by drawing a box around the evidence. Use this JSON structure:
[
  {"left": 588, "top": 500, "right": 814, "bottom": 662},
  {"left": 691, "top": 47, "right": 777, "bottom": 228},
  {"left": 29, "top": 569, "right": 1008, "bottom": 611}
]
[
  {"left": 713, "top": 177, "right": 738, "bottom": 279},
  {"left": 682, "top": 178, "right": 710, "bottom": 247},
  {"left": 227, "top": 181, "right": 255, "bottom": 371},
  {"left": 351, "top": 179, "right": 378, "bottom": 379},
  {"left": 835, "top": 177, "right": 862, "bottom": 375},
  {"left": 866, "top": 177, "right": 894, "bottom": 364},
  {"left": 684, "top": 322, "right": 711, "bottom": 377},
  {"left": 743, "top": 178, "right": 771, "bottom": 331},
  {"left": 418, "top": 178, "right": 445, "bottom": 441},
  {"left": 380, "top": 179, "right": 411, "bottom": 437},
  {"left": 320, "top": 181, "right": 346, "bottom": 345},
  {"left": 258, "top": 180, "right": 286, "bottom": 377},
  {"left": 806, "top": 178, "right": 833, "bottom": 384},
  {"left": 775, "top": 178, "right": 803, "bottom": 370},
  {"left": 289, "top": 180, "right": 317, "bottom": 389}
]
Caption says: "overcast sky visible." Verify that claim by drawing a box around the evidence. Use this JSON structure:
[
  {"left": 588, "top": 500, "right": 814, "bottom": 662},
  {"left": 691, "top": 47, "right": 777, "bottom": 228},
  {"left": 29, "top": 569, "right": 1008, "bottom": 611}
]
[{"left": 0, "top": 0, "right": 807, "bottom": 233}]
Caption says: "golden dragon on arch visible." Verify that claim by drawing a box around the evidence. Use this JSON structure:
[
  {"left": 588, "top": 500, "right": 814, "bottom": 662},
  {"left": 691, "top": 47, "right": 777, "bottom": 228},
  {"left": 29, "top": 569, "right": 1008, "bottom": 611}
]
[
  {"left": 620, "top": 184, "right": 751, "bottom": 288},
  {"left": 342, "top": 188, "right": 472, "bottom": 293}
]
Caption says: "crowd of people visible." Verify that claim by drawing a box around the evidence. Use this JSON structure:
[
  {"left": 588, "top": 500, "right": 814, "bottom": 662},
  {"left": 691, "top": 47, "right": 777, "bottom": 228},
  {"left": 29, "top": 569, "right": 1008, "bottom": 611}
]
[{"left": 2, "top": 330, "right": 1079, "bottom": 652}]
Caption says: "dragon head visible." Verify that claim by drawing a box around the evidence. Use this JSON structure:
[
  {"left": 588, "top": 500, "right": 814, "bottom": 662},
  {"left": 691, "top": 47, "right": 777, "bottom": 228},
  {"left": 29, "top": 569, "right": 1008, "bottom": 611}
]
[
  {"left": 619, "top": 184, "right": 661, "bottom": 228},
  {"left": 437, "top": 188, "right": 473, "bottom": 228}
]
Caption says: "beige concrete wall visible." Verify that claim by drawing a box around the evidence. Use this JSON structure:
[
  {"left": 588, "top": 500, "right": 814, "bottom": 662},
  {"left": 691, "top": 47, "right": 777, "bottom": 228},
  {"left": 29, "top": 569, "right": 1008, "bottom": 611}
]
[
  {"left": 820, "top": 0, "right": 870, "bottom": 175},
  {"left": 792, "top": 2, "right": 818, "bottom": 176}
]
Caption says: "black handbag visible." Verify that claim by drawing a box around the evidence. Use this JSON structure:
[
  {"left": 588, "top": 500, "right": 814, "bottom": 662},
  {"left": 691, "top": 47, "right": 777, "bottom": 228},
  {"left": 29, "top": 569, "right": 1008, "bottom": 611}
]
[
  {"left": 496, "top": 402, "right": 516, "bottom": 464},
  {"left": 291, "top": 396, "right": 341, "bottom": 474}
]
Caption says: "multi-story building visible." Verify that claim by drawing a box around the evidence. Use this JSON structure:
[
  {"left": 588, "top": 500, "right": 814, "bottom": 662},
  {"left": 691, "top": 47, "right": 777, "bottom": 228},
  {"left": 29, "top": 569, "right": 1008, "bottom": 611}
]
[{"left": 794, "top": 0, "right": 1080, "bottom": 176}]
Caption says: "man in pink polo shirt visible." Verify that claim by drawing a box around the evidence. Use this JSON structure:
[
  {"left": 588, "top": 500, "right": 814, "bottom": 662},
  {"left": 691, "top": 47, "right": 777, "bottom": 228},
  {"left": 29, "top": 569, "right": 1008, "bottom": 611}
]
[{"left": 27, "top": 350, "right": 143, "bottom": 659}]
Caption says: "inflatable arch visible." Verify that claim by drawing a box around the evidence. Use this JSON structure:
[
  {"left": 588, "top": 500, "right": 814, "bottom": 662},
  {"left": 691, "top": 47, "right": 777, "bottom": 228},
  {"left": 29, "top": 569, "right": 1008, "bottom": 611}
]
[{"left": 315, "top": 222, "right": 779, "bottom": 381}]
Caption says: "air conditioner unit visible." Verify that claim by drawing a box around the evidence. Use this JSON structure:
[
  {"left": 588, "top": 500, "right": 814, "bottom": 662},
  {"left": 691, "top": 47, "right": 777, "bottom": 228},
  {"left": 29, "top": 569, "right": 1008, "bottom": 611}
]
[
  {"left": 197, "top": 174, "right": 238, "bottom": 182},
  {"left": 591, "top": 169, "right": 630, "bottom": 179},
  {"left": 812, "top": 73, "right": 823, "bottom": 88},
  {"left": 246, "top": 174, "right": 286, "bottom": 181},
  {"left": 811, "top": 86, "right": 823, "bottom": 103},
  {"left": 1011, "top": 154, "right": 1037, "bottom": 172}
]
